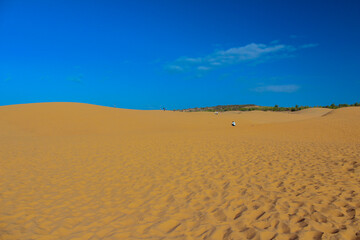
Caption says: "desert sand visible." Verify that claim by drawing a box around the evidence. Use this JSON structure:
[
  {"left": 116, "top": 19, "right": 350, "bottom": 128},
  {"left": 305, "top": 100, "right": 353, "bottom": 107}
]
[{"left": 0, "top": 102, "right": 360, "bottom": 240}]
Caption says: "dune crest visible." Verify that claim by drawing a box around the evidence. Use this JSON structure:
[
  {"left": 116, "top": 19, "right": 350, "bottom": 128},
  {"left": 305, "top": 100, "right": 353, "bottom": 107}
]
[{"left": 1, "top": 103, "right": 360, "bottom": 239}]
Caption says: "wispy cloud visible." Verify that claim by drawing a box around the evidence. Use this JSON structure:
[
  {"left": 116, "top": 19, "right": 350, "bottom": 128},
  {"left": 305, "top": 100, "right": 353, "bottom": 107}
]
[
  {"left": 270, "top": 40, "right": 280, "bottom": 44},
  {"left": 289, "top": 35, "right": 307, "bottom": 39},
  {"left": 254, "top": 84, "right": 300, "bottom": 93},
  {"left": 2, "top": 77, "right": 11, "bottom": 83},
  {"left": 215, "top": 43, "right": 293, "bottom": 63},
  {"left": 67, "top": 74, "right": 83, "bottom": 84},
  {"left": 166, "top": 65, "right": 184, "bottom": 73},
  {"left": 197, "top": 66, "right": 211, "bottom": 71},
  {"left": 165, "top": 42, "right": 317, "bottom": 74},
  {"left": 299, "top": 43, "right": 319, "bottom": 49},
  {"left": 290, "top": 35, "right": 299, "bottom": 39}
]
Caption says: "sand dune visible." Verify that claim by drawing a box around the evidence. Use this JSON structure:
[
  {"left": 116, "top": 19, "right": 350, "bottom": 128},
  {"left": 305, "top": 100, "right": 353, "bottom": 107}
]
[
  {"left": 1, "top": 103, "right": 360, "bottom": 239},
  {"left": 223, "top": 108, "right": 333, "bottom": 124}
]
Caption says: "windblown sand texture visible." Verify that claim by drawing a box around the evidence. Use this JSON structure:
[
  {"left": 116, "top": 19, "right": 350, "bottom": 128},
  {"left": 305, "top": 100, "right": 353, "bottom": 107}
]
[{"left": 1, "top": 103, "right": 360, "bottom": 240}]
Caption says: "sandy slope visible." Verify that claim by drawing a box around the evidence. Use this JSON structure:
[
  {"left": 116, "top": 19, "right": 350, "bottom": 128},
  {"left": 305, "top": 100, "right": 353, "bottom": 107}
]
[
  {"left": 0, "top": 103, "right": 360, "bottom": 240},
  {"left": 222, "top": 108, "right": 333, "bottom": 124}
]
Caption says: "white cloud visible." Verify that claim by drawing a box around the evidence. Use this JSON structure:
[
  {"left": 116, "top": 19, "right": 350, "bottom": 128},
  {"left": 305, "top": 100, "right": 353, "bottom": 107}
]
[
  {"left": 166, "top": 42, "right": 316, "bottom": 74},
  {"left": 165, "top": 41, "right": 318, "bottom": 78},
  {"left": 290, "top": 35, "right": 306, "bottom": 39},
  {"left": 166, "top": 65, "right": 184, "bottom": 72},
  {"left": 182, "top": 57, "right": 202, "bottom": 63},
  {"left": 67, "top": 74, "right": 83, "bottom": 84},
  {"left": 197, "top": 66, "right": 211, "bottom": 71},
  {"left": 215, "top": 43, "right": 294, "bottom": 64},
  {"left": 255, "top": 84, "right": 300, "bottom": 93},
  {"left": 299, "top": 43, "right": 319, "bottom": 49}
]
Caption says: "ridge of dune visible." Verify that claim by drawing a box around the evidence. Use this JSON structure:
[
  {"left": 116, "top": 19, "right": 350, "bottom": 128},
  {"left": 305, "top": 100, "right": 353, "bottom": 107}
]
[
  {"left": 1, "top": 103, "right": 360, "bottom": 239},
  {"left": 292, "top": 107, "right": 333, "bottom": 116},
  {"left": 226, "top": 107, "right": 333, "bottom": 124},
  {"left": 0, "top": 103, "right": 340, "bottom": 132},
  {"left": 321, "top": 106, "right": 360, "bottom": 119}
]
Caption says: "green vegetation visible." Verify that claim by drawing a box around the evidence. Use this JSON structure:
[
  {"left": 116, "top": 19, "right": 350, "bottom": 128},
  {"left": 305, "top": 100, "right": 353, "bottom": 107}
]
[
  {"left": 177, "top": 102, "right": 360, "bottom": 112},
  {"left": 325, "top": 102, "right": 360, "bottom": 109}
]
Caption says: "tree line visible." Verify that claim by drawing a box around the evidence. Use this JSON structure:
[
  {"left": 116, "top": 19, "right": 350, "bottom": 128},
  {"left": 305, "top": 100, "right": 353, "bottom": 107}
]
[{"left": 177, "top": 102, "right": 360, "bottom": 112}]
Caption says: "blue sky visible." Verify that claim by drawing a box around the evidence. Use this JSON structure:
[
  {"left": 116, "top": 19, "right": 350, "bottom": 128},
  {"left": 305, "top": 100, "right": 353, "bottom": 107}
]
[{"left": 0, "top": 0, "right": 359, "bottom": 109}]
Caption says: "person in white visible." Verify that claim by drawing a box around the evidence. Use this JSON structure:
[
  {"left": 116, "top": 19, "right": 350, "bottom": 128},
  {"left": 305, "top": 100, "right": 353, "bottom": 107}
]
[{"left": 232, "top": 121, "right": 236, "bottom": 126}]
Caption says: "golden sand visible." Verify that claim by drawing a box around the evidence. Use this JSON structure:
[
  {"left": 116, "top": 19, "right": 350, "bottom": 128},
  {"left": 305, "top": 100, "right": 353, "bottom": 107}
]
[{"left": 0, "top": 103, "right": 360, "bottom": 239}]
